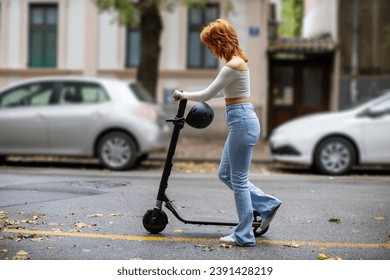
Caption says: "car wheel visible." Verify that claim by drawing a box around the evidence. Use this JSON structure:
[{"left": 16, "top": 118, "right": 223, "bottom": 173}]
[
  {"left": 314, "top": 137, "right": 356, "bottom": 175},
  {"left": 97, "top": 131, "right": 138, "bottom": 171}
]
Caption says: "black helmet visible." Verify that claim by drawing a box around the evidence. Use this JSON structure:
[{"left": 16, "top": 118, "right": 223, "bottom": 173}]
[{"left": 186, "top": 102, "right": 214, "bottom": 129}]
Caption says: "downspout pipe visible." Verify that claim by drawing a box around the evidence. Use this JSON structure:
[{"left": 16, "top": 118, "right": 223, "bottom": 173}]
[{"left": 350, "top": 0, "right": 359, "bottom": 104}]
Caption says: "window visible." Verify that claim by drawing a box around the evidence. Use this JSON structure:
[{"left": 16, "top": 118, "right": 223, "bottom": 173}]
[
  {"left": 370, "top": 97, "right": 390, "bottom": 116},
  {"left": 302, "top": 67, "right": 323, "bottom": 106},
  {"left": 126, "top": 25, "right": 140, "bottom": 68},
  {"left": 187, "top": 4, "right": 219, "bottom": 69},
  {"left": 0, "top": 82, "right": 55, "bottom": 108},
  {"left": 58, "top": 82, "right": 108, "bottom": 105},
  {"left": 129, "top": 83, "right": 155, "bottom": 103},
  {"left": 28, "top": 4, "right": 58, "bottom": 67},
  {"left": 271, "top": 67, "right": 294, "bottom": 106}
]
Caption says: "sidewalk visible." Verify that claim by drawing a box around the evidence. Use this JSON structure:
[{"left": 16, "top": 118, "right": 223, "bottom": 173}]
[{"left": 149, "top": 137, "right": 273, "bottom": 163}]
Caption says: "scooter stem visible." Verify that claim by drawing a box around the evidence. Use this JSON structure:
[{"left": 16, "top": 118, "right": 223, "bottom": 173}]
[{"left": 155, "top": 99, "right": 188, "bottom": 205}]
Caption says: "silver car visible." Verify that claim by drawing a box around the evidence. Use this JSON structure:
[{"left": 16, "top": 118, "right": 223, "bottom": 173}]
[{"left": 0, "top": 76, "right": 169, "bottom": 170}]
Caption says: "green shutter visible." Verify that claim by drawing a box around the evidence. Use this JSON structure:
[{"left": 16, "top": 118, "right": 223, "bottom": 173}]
[{"left": 28, "top": 5, "right": 57, "bottom": 68}]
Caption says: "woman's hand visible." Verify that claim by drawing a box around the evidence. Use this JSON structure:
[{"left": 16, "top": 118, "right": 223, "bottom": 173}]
[{"left": 173, "top": 90, "right": 184, "bottom": 101}]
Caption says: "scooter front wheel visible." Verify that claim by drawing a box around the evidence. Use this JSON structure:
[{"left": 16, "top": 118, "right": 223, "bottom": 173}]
[{"left": 143, "top": 209, "right": 168, "bottom": 234}]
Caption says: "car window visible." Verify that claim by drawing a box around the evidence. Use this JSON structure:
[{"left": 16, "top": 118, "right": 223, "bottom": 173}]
[
  {"left": 370, "top": 97, "right": 390, "bottom": 115},
  {"left": 0, "top": 82, "right": 55, "bottom": 108},
  {"left": 58, "top": 82, "right": 108, "bottom": 105},
  {"left": 129, "top": 83, "right": 155, "bottom": 103}
]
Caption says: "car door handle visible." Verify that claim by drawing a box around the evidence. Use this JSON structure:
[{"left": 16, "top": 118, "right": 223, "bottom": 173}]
[
  {"left": 35, "top": 113, "right": 45, "bottom": 121},
  {"left": 91, "top": 111, "right": 104, "bottom": 119}
]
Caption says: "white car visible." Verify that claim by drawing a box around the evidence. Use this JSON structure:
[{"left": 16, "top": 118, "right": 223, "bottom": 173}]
[
  {"left": 269, "top": 91, "right": 390, "bottom": 175},
  {"left": 0, "top": 76, "right": 169, "bottom": 170}
]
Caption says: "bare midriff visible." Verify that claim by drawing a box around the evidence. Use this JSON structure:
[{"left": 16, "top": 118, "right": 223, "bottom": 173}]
[{"left": 225, "top": 97, "right": 251, "bottom": 106}]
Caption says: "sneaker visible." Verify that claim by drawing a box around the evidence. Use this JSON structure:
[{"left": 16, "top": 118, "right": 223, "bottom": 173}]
[
  {"left": 260, "top": 203, "right": 281, "bottom": 230},
  {"left": 219, "top": 235, "right": 237, "bottom": 245}
]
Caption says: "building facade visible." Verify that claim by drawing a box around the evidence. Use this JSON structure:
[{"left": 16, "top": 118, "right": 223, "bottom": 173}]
[
  {"left": 267, "top": 0, "right": 390, "bottom": 133},
  {"left": 0, "top": 0, "right": 270, "bottom": 138}
]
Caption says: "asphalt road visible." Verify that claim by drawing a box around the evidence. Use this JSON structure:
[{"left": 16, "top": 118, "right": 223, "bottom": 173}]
[{"left": 0, "top": 162, "right": 389, "bottom": 261}]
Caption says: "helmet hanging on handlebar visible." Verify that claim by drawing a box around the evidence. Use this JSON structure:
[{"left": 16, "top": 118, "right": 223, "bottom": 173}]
[{"left": 185, "top": 102, "right": 214, "bottom": 129}]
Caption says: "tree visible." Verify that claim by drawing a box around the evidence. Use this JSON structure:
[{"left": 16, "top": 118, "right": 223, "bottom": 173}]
[
  {"left": 94, "top": 0, "right": 212, "bottom": 99},
  {"left": 95, "top": 0, "right": 163, "bottom": 98},
  {"left": 279, "top": 0, "right": 303, "bottom": 37}
]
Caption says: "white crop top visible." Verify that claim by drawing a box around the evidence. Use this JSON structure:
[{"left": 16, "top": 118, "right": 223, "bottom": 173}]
[{"left": 182, "top": 66, "right": 250, "bottom": 102}]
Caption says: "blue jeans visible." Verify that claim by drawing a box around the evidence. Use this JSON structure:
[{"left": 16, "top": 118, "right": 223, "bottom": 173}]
[{"left": 218, "top": 103, "right": 282, "bottom": 246}]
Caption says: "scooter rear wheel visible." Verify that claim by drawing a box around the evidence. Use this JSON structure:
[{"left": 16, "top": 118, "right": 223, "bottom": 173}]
[{"left": 143, "top": 209, "right": 168, "bottom": 234}]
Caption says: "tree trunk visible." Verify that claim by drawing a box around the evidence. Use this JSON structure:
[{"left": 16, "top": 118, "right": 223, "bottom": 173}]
[{"left": 137, "top": 1, "right": 163, "bottom": 99}]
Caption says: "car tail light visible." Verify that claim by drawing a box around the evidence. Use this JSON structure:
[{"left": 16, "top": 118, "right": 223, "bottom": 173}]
[{"left": 134, "top": 104, "right": 157, "bottom": 121}]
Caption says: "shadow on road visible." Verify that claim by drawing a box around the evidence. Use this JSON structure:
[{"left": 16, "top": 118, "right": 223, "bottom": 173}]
[
  {"left": 1, "top": 156, "right": 389, "bottom": 177},
  {"left": 0, "top": 157, "right": 164, "bottom": 171},
  {"left": 268, "top": 163, "right": 390, "bottom": 176}
]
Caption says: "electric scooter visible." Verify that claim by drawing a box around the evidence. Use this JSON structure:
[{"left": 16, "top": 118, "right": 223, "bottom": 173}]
[{"left": 142, "top": 99, "right": 269, "bottom": 236}]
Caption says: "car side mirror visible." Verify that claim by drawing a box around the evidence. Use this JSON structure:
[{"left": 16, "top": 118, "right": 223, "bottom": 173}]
[{"left": 365, "top": 107, "right": 388, "bottom": 118}]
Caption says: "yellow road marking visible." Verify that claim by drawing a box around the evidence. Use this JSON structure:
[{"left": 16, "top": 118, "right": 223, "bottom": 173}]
[{"left": 2, "top": 228, "right": 390, "bottom": 249}]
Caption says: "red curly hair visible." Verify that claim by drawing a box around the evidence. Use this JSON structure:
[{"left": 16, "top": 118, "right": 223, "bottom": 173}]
[{"left": 200, "top": 18, "right": 248, "bottom": 62}]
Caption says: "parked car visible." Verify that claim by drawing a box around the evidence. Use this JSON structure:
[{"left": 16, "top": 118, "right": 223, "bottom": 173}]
[
  {"left": 0, "top": 76, "right": 170, "bottom": 170},
  {"left": 269, "top": 90, "right": 390, "bottom": 175}
]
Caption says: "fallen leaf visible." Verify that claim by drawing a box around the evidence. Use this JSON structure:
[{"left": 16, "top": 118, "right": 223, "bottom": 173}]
[
  {"left": 317, "top": 252, "right": 329, "bottom": 260},
  {"left": 283, "top": 242, "right": 300, "bottom": 248},
  {"left": 194, "top": 244, "right": 213, "bottom": 251},
  {"left": 13, "top": 250, "right": 31, "bottom": 260},
  {"left": 0, "top": 249, "right": 8, "bottom": 253},
  {"left": 328, "top": 218, "right": 341, "bottom": 224},
  {"left": 16, "top": 250, "right": 29, "bottom": 255},
  {"left": 75, "top": 222, "right": 88, "bottom": 228},
  {"left": 108, "top": 213, "right": 122, "bottom": 217},
  {"left": 32, "top": 214, "right": 45, "bottom": 220},
  {"left": 20, "top": 219, "right": 38, "bottom": 225},
  {"left": 30, "top": 237, "right": 44, "bottom": 243},
  {"left": 174, "top": 229, "right": 183, "bottom": 233},
  {"left": 86, "top": 214, "right": 103, "bottom": 218},
  {"left": 74, "top": 222, "right": 94, "bottom": 229},
  {"left": 317, "top": 252, "right": 342, "bottom": 260},
  {"left": 375, "top": 216, "right": 385, "bottom": 220},
  {"left": 202, "top": 246, "right": 213, "bottom": 252},
  {"left": 220, "top": 243, "right": 233, "bottom": 249},
  {"left": 48, "top": 223, "right": 64, "bottom": 226}
]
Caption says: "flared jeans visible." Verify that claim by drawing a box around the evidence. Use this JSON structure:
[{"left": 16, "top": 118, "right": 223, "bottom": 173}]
[{"left": 218, "top": 103, "right": 282, "bottom": 246}]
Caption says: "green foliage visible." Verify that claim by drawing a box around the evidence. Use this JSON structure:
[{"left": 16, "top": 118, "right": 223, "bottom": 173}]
[
  {"left": 95, "top": 0, "right": 234, "bottom": 25},
  {"left": 279, "top": 0, "right": 303, "bottom": 37},
  {"left": 95, "top": 0, "right": 139, "bottom": 25}
]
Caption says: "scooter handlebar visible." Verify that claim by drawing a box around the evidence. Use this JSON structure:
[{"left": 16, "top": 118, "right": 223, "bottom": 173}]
[
  {"left": 176, "top": 99, "right": 187, "bottom": 118},
  {"left": 166, "top": 99, "right": 187, "bottom": 126}
]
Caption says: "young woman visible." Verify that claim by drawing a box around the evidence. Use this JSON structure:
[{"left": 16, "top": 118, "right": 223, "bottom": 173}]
[{"left": 173, "top": 19, "right": 281, "bottom": 247}]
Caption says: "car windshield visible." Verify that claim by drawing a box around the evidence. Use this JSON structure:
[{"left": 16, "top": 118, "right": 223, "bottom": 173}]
[
  {"left": 342, "top": 90, "right": 390, "bottom": 111},
  {"left": 129, "top": 83, "right": 155, "bottom": 103}
]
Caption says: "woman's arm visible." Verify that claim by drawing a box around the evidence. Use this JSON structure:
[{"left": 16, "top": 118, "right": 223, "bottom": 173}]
[{"left": 174, "top": 66, "right": 237, "bottom": 102}]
